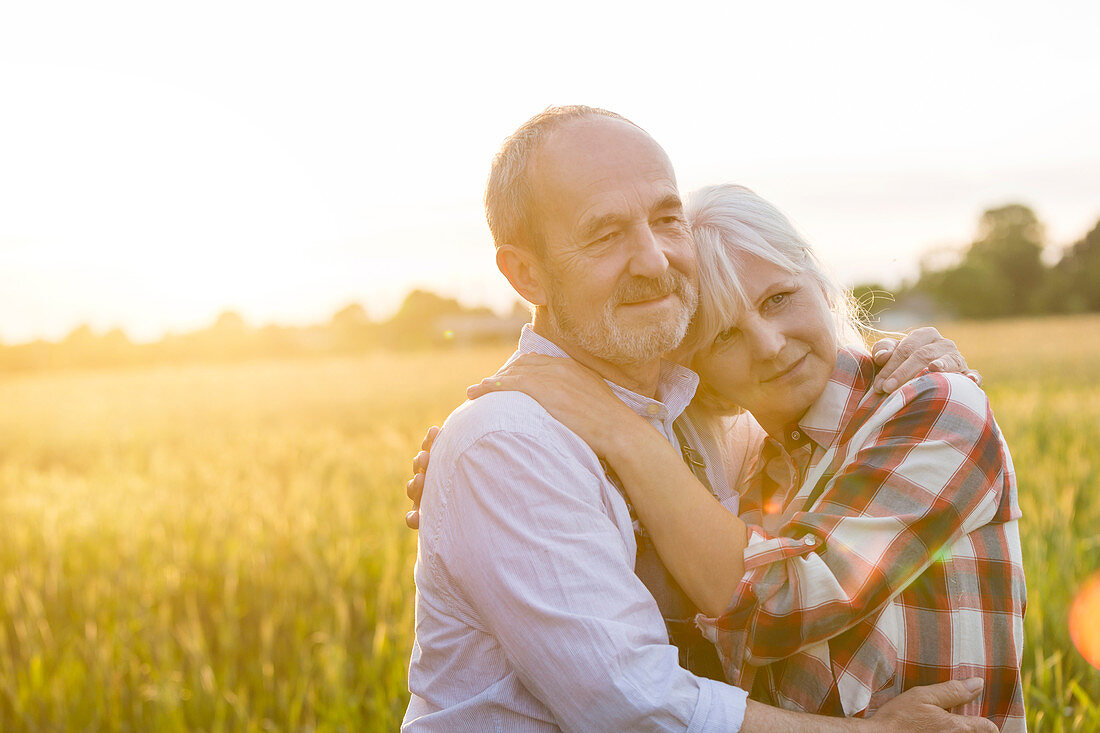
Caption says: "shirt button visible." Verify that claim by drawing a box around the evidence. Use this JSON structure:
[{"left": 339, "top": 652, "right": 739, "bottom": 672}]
[
  {"left": 790, "top": 429, "right": 801, "bottom": 441},
  {"left": 646, "top": 404, "right": 659, "bottom": 416},
  {"left": 803, "top": 536, "right": 816, "bottom": 546}
]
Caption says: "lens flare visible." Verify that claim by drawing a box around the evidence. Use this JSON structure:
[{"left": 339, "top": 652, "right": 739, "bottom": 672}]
[{"left": 1069, "top": 571, "right": 1100, "bottom": 669}]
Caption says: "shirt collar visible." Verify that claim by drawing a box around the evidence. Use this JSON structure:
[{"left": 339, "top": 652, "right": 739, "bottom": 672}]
[
  {"left": 797, "top": 346, "right": 878, "bottom": 449},
  {"left": 515, "top": 324, "right": 700, "bottom": 422}
]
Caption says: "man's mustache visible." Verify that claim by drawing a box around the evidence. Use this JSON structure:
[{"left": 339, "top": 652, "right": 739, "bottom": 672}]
[{"left": 614, "top": 272, "right": 689, "bottom": 305}]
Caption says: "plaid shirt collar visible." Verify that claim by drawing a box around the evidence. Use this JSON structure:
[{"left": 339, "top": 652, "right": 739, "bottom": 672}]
[
  {"left": 515, "top": 324, "right": 700, "bottom": 423},
  {"left": 749, "top": 348, "right": 879, "bottom": 511}
]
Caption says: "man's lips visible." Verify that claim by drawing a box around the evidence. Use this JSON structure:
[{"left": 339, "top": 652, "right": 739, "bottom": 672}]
[
  {"left": 620, "top": 292, "right": 675, "bottom": 307},
  {"left": 761, "top": 354, "right": 807, "bottom": 383}
]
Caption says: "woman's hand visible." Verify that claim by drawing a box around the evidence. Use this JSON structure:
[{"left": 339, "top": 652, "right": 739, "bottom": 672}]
[
  {"left": 466, "top": 354, "right": 642, "bottom": 457},
  {"left": 404, "top": 354, "right": 642, "bottom": 530},
  {"left": 405, "top": 426, "right": 438, "bottom": 530}
]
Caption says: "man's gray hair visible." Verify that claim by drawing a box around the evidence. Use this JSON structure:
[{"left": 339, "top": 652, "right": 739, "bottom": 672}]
[{"left": 484, "top": 105, "right": 634, "bottom": 256}]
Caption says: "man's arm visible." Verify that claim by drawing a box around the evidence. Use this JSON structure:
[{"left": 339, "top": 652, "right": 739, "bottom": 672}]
[{"left": 432, "top": 414, "right": 748, "bottom": 732}]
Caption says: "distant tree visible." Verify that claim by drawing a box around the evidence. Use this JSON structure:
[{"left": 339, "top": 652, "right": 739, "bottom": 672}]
[
  {"left": 924, "top": 261, "right": 1013, "bottom": 319},
  {"left": 912, "top": 203, "right": 1046, "bottom": 318},
  {"left": 384, "top": 290, "right": 466, "bottom": 347},
  {"left": 968, "top": 204, "right": 1046, "bottom": 313},
  {"left": 211, "top": 310, "right": 248, "bottom": 334},
  {"left": 187, "top": 310, "right": 252, "bottom": 360},
  {"left": 255, "top": 323, "right": 299, "bottom": 357},
  {"left": 102, "top": 327, "right": 131, "bottom": 348},
  {"left": 1044, "top": 219, "right": 1100, "bottom": 313},
  {"left": 329, "top": 302, "right": 376, "bottom": 352},
  {"left": 330, "top": 302, "right": 370, "bottom": 329},
  {"left": 63, "top": 323, "right": 97, "bottom": 347}
]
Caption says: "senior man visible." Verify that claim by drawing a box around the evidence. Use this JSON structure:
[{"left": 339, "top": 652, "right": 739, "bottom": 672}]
[{"left": 403, "top": 107, "right": 994, "bottom": 732}]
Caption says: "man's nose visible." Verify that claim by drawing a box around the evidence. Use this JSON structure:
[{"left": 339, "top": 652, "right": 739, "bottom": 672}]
[{"left": 627, "top": 225, "right": 671, "bottom": 279}]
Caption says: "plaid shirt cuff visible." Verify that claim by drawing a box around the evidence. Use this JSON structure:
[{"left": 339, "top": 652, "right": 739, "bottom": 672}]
[
  {"left": 741, "top": 525, "right": 823, "bottom": 570},
  {"left": 695, "top": 526, "right": 822, "bottom": 679}
]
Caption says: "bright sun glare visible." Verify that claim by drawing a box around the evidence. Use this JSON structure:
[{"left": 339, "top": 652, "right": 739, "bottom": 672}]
[{"left": 1, "top": 0, "right": 1099, "bottom": 343}]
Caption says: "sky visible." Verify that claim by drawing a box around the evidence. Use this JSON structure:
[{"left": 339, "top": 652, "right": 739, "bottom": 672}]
[{"left": 1, "top": 0, "right": 1098, "bottom": 344}]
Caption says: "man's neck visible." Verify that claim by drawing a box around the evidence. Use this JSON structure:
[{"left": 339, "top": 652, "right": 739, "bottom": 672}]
[{"left": 531, "top": 313, "right": 664, "bottom": 398}]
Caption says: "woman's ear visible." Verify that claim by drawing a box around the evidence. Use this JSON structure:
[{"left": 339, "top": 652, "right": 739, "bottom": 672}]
[{"left": 496, "top": 244, "right": 549, "bottom": 307}]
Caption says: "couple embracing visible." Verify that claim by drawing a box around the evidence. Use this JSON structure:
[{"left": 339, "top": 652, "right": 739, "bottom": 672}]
[{"left": 402, "top": 107, "right": 1026, "bottom": 732}]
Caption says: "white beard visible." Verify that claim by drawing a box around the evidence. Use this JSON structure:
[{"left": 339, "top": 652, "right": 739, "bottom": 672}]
[{"left": 547, "top": 270, "right": 698, "bottom": 365}]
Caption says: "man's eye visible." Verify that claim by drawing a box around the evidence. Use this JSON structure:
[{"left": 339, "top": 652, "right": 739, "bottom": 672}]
[
  {"left": 656, "top": 215, "right": 684, "bottom": 226},
  {"left": 591, "top": 231, "right": 618, "bottom": 245}
]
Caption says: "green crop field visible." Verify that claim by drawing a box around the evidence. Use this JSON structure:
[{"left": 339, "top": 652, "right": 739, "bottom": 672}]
[{"left": 0, "top": 315, "right": 1097, "bottom": 731}]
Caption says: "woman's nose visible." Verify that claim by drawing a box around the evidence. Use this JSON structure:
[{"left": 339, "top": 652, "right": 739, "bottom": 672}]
[{"left": 746, "top": 320, "right": 784, "bottom": 361}]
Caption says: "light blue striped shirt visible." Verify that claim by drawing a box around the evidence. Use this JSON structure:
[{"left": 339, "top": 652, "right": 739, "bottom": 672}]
[{"left": 403, "top": 326, "right": 749, "bottom": 732}]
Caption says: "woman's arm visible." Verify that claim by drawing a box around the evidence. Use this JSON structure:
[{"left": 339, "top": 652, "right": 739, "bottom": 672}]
[
  {"left": 466, "top": 353, "right": 749, "bottom": 616},
  {"left": 601, "top": 416, "right": 750, "bottom": 616}
]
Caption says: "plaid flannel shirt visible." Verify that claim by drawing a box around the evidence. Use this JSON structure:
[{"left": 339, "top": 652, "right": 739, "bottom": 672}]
[{"left": 697, "top": 347, "right": 1027, "bottom": 731}]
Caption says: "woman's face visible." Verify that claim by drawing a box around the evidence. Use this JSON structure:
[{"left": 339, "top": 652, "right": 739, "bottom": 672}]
[{"left": 691, "top": 256, "right": 839, "bottom": 438}]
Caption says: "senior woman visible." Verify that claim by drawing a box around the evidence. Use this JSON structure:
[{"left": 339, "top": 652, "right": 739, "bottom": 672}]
[{"left": 428, "top": 184, "right": 1027, "bottom": 729}]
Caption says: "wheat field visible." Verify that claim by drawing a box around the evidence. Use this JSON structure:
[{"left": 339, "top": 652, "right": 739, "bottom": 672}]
[{"left": 0, "top": 316, "right": 1097, "bottom": 731}]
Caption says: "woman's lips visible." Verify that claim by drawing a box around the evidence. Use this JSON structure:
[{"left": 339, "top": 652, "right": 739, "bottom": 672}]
[{"left": 762, "top": 354, "right": 807, "bottom": 383}]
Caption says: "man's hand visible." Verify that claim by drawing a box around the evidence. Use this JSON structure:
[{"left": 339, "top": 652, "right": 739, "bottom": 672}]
[
  {"left": 404, "top": 426, "right": 439, "bottom": 530},
  {"left": 867, "top": 678, "right": 996, "bottom": 732},
  {"left": 742, "top": 678, "right": 995, "bottom": 732},
  {"left": 871, "top": 326, "right": 977, "bottom": 393}
]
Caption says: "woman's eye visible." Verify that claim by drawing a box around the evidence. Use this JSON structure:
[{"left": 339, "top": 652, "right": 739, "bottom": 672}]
[
  {"left": 768, "top": 293, "right": 789, "bottom": 307},
  {"left": 715, "top": 326, "right": 741, "bottom": 344}
]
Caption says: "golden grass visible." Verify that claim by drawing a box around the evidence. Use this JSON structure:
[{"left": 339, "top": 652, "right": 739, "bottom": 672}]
[{"left": 0, "top": 317, "right": 1096, "bottom": 731}]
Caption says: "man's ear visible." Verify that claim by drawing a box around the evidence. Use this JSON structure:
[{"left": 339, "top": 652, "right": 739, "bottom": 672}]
[{"left": 496, "top": 244, "right": 549, "bottom": 307}]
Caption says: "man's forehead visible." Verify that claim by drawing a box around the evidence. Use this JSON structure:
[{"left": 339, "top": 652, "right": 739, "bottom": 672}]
[
  {"left": 537, "top": 117, "right": 672, "bottom": 175},
  {"left": 530, "top": 117, "right": 679, "bottom": 217}
]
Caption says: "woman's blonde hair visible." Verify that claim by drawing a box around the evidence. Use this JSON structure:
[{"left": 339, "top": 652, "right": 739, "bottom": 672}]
[
  {"left": 680, "top": 184, "right": 875, "bottom": 417},
  {"left": 681, "top": 183, "right": 870, "bottom": 357}
]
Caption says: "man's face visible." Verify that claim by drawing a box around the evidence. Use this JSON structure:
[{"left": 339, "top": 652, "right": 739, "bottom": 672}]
[{"left": 529, "top": 118, "right": 699, "bottom": 365}]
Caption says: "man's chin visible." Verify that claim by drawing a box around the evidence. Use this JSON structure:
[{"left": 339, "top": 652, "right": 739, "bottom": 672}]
[
  {"left": 548, "top": 294, "right": 693, "bottom": 366},
  {"left": 601, "top": 316, "right": 691, "bottom": 364}
]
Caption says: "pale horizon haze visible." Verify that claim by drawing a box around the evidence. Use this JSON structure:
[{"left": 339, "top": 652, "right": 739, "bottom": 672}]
[{"left": 2, "top": 0, "right": 1098, "bottom": 343}]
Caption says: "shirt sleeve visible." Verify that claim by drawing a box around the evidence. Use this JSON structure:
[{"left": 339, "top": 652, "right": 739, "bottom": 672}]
[
  {"left": 700, "top": 373, "right": 1008, "bottom": 674},
  {"left": 435, "top": 426, "right": 748, "bottom": 733}
]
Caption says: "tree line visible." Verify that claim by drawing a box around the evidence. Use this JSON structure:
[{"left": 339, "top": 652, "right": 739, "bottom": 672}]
[
  {"left": 2, "top": 202, "right": 1097, "bottom": 373},
  {"left": 857, "top": 204, "right": 1100, "bottom": 321},
  {"left": 0, "top": 291, "right": 529, "bottom": 373}
]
